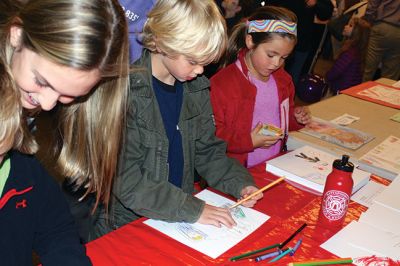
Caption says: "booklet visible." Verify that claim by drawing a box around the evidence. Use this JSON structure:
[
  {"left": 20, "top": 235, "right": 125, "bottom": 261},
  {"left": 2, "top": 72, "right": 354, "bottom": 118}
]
[
  {"left": 266, "top": 145, "right": 370, "bottom": 194},
  {"left": 143, "top": 189, "right": 270, "bottom": 259},
  {"left": 299, "top": 117, "right": 374, "bottom": 150}
]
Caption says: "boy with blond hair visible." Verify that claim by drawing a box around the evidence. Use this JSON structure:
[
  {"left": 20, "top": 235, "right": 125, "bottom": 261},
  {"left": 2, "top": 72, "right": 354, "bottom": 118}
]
[{"left": 92, "top": 0, "right": 262, "bottom": 239}]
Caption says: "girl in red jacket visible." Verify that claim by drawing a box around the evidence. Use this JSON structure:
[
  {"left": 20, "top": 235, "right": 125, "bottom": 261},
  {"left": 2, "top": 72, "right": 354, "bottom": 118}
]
[{"left": 210, "top": 6, "right": 311, "bottom": 168}]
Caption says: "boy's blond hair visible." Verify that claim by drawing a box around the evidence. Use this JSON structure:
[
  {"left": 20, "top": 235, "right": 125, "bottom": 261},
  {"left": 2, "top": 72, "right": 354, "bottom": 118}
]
[{"left": 142, "top": 0, "right": 227, "bottom": 65}]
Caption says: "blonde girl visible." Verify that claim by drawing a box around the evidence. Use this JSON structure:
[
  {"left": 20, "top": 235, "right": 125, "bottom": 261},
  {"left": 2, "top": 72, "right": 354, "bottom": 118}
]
[{"left": 0, "top": 0, "right": 130, "bottom": 210}]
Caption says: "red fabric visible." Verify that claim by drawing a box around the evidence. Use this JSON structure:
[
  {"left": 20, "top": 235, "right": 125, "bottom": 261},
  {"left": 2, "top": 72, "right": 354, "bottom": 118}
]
[
  {"left": 85, "top": 163, "right": 394, "bottom": 265},
  {"left": 341, "top": 81, "right": 400, "bottom": 109},
  {"left": 210, "top": 49, "right": 303, "bottom": 166}
]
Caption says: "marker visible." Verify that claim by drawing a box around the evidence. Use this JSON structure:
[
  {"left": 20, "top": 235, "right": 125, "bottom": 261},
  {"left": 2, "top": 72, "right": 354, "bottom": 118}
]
[
  {"left": 229, "top": 243, "right": 280, "bottom": 261},
  {"left": 279, "top": 223, "right": 307, "bottom": 249},
  {"left": 290, "top": 238, "right": 303, "bottom": 256},
  {"left": 255, "top": 248, "right": 288, "bottom": 262},
  {"left": 268, "top": 247, "right": 293, "bottom": 263}
]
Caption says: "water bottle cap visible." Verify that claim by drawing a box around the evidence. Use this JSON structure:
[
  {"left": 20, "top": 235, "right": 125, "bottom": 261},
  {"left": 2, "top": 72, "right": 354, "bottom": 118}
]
[{"left": 333, "top": 155, "right": 354, "bottom": 172}]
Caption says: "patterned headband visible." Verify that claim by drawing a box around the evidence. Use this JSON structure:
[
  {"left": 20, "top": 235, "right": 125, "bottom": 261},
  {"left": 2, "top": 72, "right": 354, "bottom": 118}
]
[{"left": 247, "top": 20, "right": 297, "bottom": 36}]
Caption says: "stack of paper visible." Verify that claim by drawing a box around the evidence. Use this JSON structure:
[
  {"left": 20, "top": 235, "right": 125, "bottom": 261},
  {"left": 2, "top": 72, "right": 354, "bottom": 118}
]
[
  {"left": 266, "top": 145, "right": 370, "bottom": 194},
  {"left": 321, "top": 174, "right": 400, "bottom": 260}
]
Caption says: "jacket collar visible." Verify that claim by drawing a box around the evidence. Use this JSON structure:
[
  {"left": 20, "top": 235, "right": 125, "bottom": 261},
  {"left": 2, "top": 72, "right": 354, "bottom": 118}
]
[{"left": 130, "top": 49, "right": 210, "bottom": 97}]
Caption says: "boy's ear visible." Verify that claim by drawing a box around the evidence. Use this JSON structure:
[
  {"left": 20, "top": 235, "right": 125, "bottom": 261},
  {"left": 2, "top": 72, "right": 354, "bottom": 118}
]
[
  {"left": 10, "top": 26, "right": 23, "bottom": 48},
  {"left": 245, "top": 34, "right": 254, "bottom": 49}
]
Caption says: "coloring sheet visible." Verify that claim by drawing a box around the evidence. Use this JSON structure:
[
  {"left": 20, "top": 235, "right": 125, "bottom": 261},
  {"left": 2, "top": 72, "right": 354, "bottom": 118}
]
[
  {"left": 359, "top": 135, "right": 400, "bottom": 174},
  {"left": 143, "top": 189, "right": 270, "bottom": 259},
  {"left": 300, "top": 117, "right": 374, "bottom": 150},
  {"left": 356, "top": 85, "right": 400, "bottom": 106}
]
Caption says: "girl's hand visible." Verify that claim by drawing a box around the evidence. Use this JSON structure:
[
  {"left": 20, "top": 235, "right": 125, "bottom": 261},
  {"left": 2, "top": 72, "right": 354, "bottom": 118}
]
[
  {"left": 198, "top": 204, "right": 236, "bottom": 228},
  {"left": 294, "top": 106, "right": 312, "bottom": 125},
  {"left": 238, "top": 186, "right": 263, "bottom": 207},
  {"left": 251, "top": 123, "right": 282, "bottom": 148}
]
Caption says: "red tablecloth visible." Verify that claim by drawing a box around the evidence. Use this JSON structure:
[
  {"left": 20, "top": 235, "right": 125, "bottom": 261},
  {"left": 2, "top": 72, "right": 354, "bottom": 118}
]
[{"left": 86, "top": 163, "right": 396, "bottom": 266}]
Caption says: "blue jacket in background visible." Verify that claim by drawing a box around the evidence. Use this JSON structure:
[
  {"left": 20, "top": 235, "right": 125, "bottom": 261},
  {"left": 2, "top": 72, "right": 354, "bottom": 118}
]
[{"left": 118, "top": 0, "right": 157, "bottom": 62}]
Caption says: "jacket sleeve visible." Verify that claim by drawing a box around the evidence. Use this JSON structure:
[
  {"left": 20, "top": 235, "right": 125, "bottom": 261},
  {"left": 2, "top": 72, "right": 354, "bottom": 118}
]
[
  {"left": 326, "top": 51, "right": 353, "bottom": 82},
  {"left": 283, "top": 74, "right": 304, "bottom": 132},
  {"left": 34, "top": 167, "right": 91, "bottom": 266},
  {"left": 210, "top": 75, "right": 255, "bottom": 154},
  {"left": 114, "top": 101, "right": 205, "bottom": 224},
  {"left": 196, "top": 89, "right": 256, "bottom": 198}
]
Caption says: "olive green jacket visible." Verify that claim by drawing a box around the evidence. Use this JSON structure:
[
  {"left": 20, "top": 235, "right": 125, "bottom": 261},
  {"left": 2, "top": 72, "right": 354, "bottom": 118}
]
[{"left": 92, "top": 50, "right": 255, "bottom": 238}]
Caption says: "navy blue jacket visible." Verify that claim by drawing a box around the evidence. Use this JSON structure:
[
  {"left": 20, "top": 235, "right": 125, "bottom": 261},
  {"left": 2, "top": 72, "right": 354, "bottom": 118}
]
[{"left": 0, "top": 151, "right": 91, "bottom": 265}]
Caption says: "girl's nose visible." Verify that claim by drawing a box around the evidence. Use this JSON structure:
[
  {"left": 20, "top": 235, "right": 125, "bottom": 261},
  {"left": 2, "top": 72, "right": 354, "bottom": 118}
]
[{"left": 40, "top": 89, "right": 60, "bottom": 111}]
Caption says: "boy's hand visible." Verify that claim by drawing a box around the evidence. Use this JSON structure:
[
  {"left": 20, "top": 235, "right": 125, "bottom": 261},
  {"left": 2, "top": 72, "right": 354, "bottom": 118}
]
[
  {"left": 294, "top": 106, "right": 312, "bottom": 125},
  {"left": 239, "top": 186, "right": 263, "bottom": 207},
  {"left": 251, "top": 123, "right": 281, "bottom": 148},
  {"left": 197, "top": 204, "right": 236, "bottom": 228}
]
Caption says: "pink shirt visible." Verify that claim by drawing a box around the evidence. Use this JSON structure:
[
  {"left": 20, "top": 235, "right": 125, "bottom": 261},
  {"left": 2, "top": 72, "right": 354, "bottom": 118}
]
[{"left": 235, "top": 60, "right": 281, "bottom": 167}]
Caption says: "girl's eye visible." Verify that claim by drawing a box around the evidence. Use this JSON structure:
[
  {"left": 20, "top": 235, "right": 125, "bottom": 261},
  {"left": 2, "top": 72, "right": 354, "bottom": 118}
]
[{"left": 34, "top": 77, "right": 47, "bottom": 88}]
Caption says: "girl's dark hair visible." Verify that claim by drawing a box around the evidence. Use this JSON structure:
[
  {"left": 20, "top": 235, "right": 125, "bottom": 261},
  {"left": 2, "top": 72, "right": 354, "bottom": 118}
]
[
  {"left": 222, "top": 6, "right": 297, "bottom": 66},
  {"left": 341, "top": 17, "right": 371, "bottom": 70}
]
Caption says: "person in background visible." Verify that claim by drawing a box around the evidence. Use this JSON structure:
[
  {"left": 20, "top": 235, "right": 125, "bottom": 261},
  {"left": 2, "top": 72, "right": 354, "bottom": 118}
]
[
  {"left": 91, "top": 0, "right": 262, "bottom": 240},
  {"left": 326, "top": 17, "right": 370, "bottom": 93},
  {"left": 262, "top": 0, "right": 334, "bottom": 87},
  {"left": 1, "top": 0, "right": 130, "bottom": 243},
  {"left": 216, "top": 0, "right": 257, "bottom": 34},
  {"left": 362, "top": 0, "right": 400, "bottom": 81},
  {"left": 210, "top": 6, "right": 311, "bottom": 168},
  {"left": 0, "top": 57, "right": 90, "bottom": 264},
  {"left": 118, "top": 0, "right": 157, "bottom": 62}
]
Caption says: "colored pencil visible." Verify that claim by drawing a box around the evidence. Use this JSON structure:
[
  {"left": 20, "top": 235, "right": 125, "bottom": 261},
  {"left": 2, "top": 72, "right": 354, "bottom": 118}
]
[
  {"left": 229, "top": 177, "right": 285, "bottom": 209},
  {"left": 268, "top": 247, "right": 293, "bottom": 263},
  {"left": 255, "top": 248, "right": 288, "bottom": 262},
  {"left": 279, "top": 223, "right": 307, "bottom": 249},
  {"left": 229, "top": 243, "right": 280, "bottom": 261},
  {"left": 287, "top": 257, "right": 353, "bottom": 266}
]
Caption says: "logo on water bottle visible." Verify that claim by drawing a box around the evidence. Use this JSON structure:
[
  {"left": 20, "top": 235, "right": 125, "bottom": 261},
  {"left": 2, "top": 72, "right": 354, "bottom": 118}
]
[{"left": 322, "top": 190, "right": 349, "bottom": 220}]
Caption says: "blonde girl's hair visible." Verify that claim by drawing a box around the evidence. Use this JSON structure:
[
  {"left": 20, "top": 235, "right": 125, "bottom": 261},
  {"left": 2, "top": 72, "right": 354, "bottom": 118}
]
[
  {"left": 223, "top": 6, "right": 298, "bottom": 67},
  {"left": 142, "top": 0, "right": 227, "bottom": 65},
  {"left": 0, "top": 59, "right": 38, "bottom": 155},
  {"left": 0, "top": 0, "right": 130, "bottom": 210}
]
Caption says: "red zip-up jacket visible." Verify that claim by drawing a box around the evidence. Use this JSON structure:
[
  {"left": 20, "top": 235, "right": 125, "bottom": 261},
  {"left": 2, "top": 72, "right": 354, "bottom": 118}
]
[{"left": 210, "top": 49, "right": 303, "bottom": 167}]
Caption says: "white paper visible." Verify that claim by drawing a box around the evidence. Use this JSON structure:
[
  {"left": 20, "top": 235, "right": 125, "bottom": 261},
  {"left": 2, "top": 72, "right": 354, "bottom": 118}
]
[
  {"left": 373, "top": 175, "right": 400, "bottom": 213},
  {"left": 143, "top": 189, "right": 269, "bottom": 259},
  {"left": 331, "top": 113, "right": 360, "bottom": 126},
  {"left": 351, "top": 181, "right": 386, "bottom": 207},
  {"left": 360, "top": 136, "right": 400, "bottom": 174},
  {"left": 321, "top": 220, "right": 400, "bottom": 260},
  {"left": 359, "top": 203, "right": 400, "bottom": 235}
]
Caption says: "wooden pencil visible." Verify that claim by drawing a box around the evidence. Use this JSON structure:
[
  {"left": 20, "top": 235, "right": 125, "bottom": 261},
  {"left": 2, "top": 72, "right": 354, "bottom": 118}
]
[{"left": 229, "top": 177, "right": 285, "bottom": 209}]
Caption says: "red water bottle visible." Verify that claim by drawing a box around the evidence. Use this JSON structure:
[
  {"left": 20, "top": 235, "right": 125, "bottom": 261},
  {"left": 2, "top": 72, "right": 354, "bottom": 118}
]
[{"left": 319, "top": 155, "right": 354, "bottom": 228}]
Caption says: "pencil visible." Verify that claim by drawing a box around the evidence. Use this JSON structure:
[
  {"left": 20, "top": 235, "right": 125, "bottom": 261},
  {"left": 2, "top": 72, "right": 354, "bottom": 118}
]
[
  {"left": 229, "top": 177, "right": 285, "bottom": 209},
  {"left": 229, "top": 243, "right": 280, "bottom": 261},
  {"left": 287, "top": 257, "right": 353, "bottom": 266},
  {"left": 279, "top": 223, "right": 307, "bottom": 249}
]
